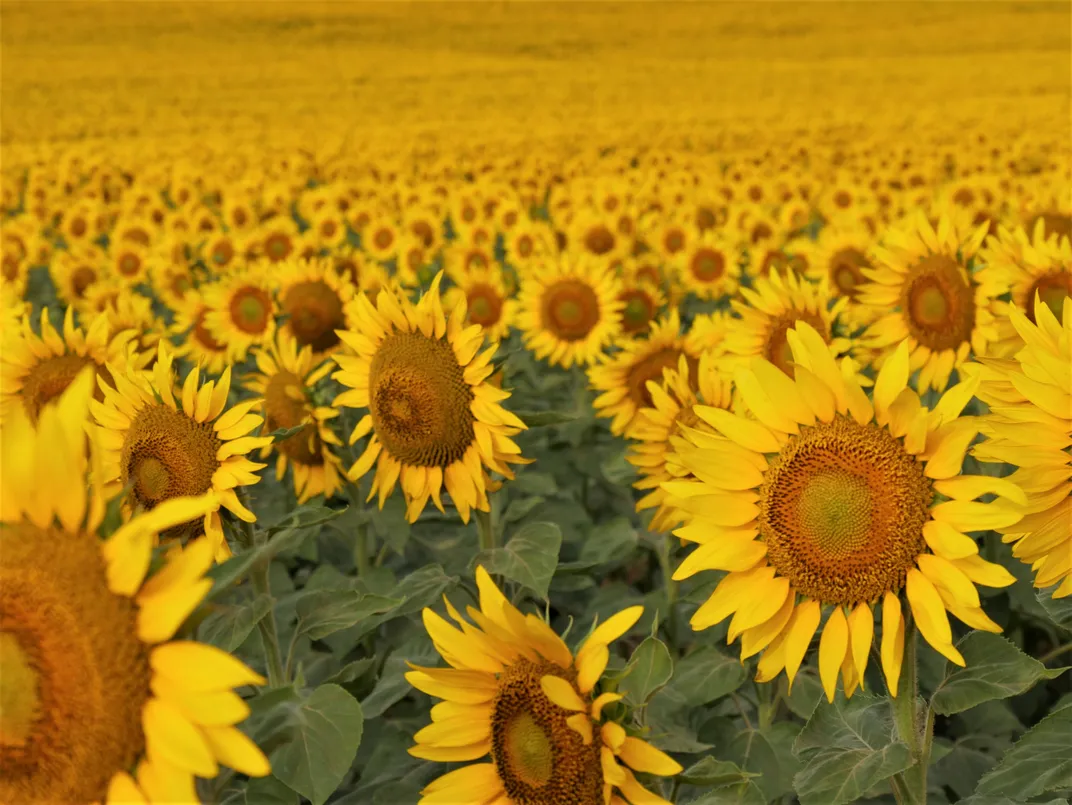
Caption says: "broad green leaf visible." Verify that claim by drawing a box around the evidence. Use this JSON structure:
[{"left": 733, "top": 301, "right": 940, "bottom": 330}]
[
  {"left": 679, "top": 756, "right": 758, "bottom": 787},
  {"left": 296, "top": 591, "right": 403, "bottom": 640},
  {"left": 199, "top": 594, "right": 273, "bottom": 652},
  {"left": 620, "top": 636, "right": 674, "bottom": 706},
  {"left": 975, "top": 704, "right": 1072, "bottom": 799},
  {"left": 265, "top": 503, "right": 347, "bottom": 537},
  {"left": 321, "top": 657, "right": 376, "bottom": 686},
  {"left": 361, "top": 634, "right": 439, "bottom": 718},
  {"left": 502, "top": 495, "right": 545, "bottom": 524},
  {"left": 666, "top": 645, "right": 747, "bottom": 706},
  {"left": 473, "top": 521, "right": 562, "bottom": 599},
  {"left": 960, "top": 798, "right": 1068, "bottom": 805},
  {"left": 348, "top": 565, "right": 459, "bottom": 644},
  {"left": 726, "top": 727, "right": 795, "bottom": 802},
  {"left": 932, "top": 741, "right": 999, "bottom": 800},
  {"left": 1037, "top": 588, "right": 1072, "bottom": 632},
  {"left": 226, "top": 774, "right": 299, "bottom": 805},
  {"left": 931, "top": 633, "right": 1069, "bottom": 716},
  {"left": 273, "top": 684, "right": 364, "bottom": 805},
  {"left": 793, "top": 693, "right": 913, "bottom": 805},
  {"left": 688, "top": 783, "right": 766, "bottom": 805},
  {"left": 579, "top": 516, "right": 638, "bottom": 565}
]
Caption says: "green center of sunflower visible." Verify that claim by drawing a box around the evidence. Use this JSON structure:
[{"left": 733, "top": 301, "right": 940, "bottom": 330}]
[
  {"left": 0, "top": 524, "right": 150, "bottom": 805},
  {"left": 759, "top": 416, "right": 932, "bottom": 606},
  {"left": 543, "top": 280, "right": 599, "bottom": 342},
  {"left": 490, "top": 659, "right": 603, "bottom": 805},
  {"left": 368, "top": 331, "right": 476, "bottom": 468},
  {"left": 117, "top": 254, "right": 140, "bottom": 276},
  {"left": 620, "top": 292, "right": 654, "bottom": 334},
  {"left": 231, "top": 288, "right": 272, "bottom": 334},
  {"left": 691, "top": 248, "right": 724, "bottom": 282},
  {"left": 283, "top": 280, "right": 344, "bottom": 352},
  {"left": 467, "top": 285, "right": 502, "bottom": 327},
  {"left": 829, "top": 247, "right": 870, "bottom": 297},
  {"left": 0, "top": 632, "right": 39, "bottom": 747},
  {"left": 122, "top": 405, "right": 221, "bottom": 538},
  {"left": 265, "top": 233, "right": 292, "bottom": 261},
  {"left": 901, "top": 254, "right": 976, "bottom": 351}
]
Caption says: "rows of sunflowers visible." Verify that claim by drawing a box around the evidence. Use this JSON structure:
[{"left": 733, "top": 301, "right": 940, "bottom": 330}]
[{"left": 2, "top": 4, "right": 1072, "bottom": 805}]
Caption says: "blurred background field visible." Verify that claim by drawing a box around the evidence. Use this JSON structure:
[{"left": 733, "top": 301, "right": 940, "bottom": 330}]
[{"left": 2, "top": 1, "right": 1070, "bottom": 153}]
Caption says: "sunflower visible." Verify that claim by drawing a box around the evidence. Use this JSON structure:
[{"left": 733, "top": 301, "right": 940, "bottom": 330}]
[
  {"left": 629, "top": 352, "right": 733, "bottom": 533},
  {"left": 245, "top": 331, "right": 345, "bottom": 504},
  {"left": 202, "top": 231, "right": 243, "bottom": 273},
  {"left": 973, "top": 296, "right": 1072, "bottom": 598},
  {"left": 50, "top": 245, "right": 107, "bottom": 305},
  {"left": 617, "top": 280, "right": 666, "bottom": 336},
  {"left": 516, "top": 253, "right": 623, "bottom": 369},
  {"left": 667, "top": 326, "right": 1020, "bottom": 702},
  {"left": 92, "top": 342, "right": 273, "bottom": 560},
  {"left": 274, "top": 257, "right": 356, "bottom": 356},
  {"left": 860, "top": 211, "right": 1000, "bottom": 393},
  {"left": 363, "top": 216, "right": 400, "bottom": 262},
  {"left": 0, "top": 306, "right": 140, "bottom": 425},
  {"left": 685, "top": 310, "right": 733, "bottom": 357},
  {"left": 721, "top": 270, "right": 852, "bottom": 378},
  {"left": 333, "top": 273, "right": 528, "bottom": 523},
  {"left": 677, "top": 229, "right": 741, "bottom": 300},
  {"left": 588, "top": 310, "right": 703, "bottom": 437},
  {"left": 808, "top": 220, "right": 880, "bottom": 328},
  {"left": 443, "top": 264, "right": 518, "bottom": 343},
  {"left": 110, "top": 241, "right": 151, "bottom": 287},
  {"left": 257, "top": 217, "right": 299, "bottom": 264},
  {"left": 202, "top": 265, "right": 278, "bottom": 362},
  {"left": 0, "top": 369, "right": 270, "bottom": 805},
  {"left": 408, "top": 566, "right": 681, "bottom": 805},
  {"left": 171, "top": 292, "right": 232, "bottom": 376}
]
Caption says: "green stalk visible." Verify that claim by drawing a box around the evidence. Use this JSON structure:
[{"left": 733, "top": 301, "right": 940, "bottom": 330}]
[
  {"left": 890, "top": 618, "right": 931, "bottom": 804},
  {"left": 656, "top": 535, "right": 679, "bottom": 654},
  {"left": 346, "top": 480, "right": 370, "bottom": 577},
  {"left": 236, "top": 487, "right": 286, "bottom": 688},
  {"left": 475, "top": 507, "right": 497, "bottom": 552}
]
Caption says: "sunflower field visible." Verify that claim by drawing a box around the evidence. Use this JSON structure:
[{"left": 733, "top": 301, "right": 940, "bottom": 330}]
[{"left": 2, "top": 2, "right": 1071, "bottom": 804}]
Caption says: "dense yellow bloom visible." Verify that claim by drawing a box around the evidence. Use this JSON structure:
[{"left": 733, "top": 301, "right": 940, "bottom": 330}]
[
  {"left": 0, "top": 370, "right": 269, "bottom": 805},
  {"left": 669, "top": 325, "right": 1019, "bottom": 701},
  {"left": 202, "top": 265, "right": 278, "bottom": 362},
  {"left": 334, "top": 273, "right": 528, "bottom": 523},
  {"left": 92, "top": 342, "right": 272, "bottom": 560},
  {"left": 408, "top": 567, "right": 681, "bottom": 805},
  {"left": 973, "top": 296, "right": 1072, "bottom": 598}
]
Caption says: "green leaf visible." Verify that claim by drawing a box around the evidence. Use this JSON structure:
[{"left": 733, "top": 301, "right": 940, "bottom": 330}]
[
  {"left": 665, "top": 645, "right": 746, "bottom": 706},
  {"left": 579, "top": 516, "right": 638, "bottom": 565},
  {"left": 361, "top": 634, "right": 439, "bottom": 718},
  {"left": 620, "top": 636, "right": 674, "bottom": 706},
  {"left": 270, "top": 423, "right": 308, "bottom": 443},
  {"left": 199, "top": 594, "right": 272, "bottom": 652},
  {"left": 931, "top": 633, "right": 1069, "bottom": 716},
  {"left": 793, "top": 693, "right": 913, "bottom": 805},
  {"left": 321, "top": 657, "right": 376, "bottom": 687},
  {"left": 975, "top": 704, "right": 1072, "bottom": 799},
  {"left": 512, "top": 408, "right": 579, "bottom": 426},
  {"left": 726, "top": 727, "right": 795, "bottom": 802},
  {"left": 473, "top": 521, "right": 561, "bottom": 599},
  {"left": 502, "top": 495, "right": 545, "bottom": 524},
  {"left": 296, "top": 591, "right": 403, "bottom": 640},
  {"left": 273, "top": 684, "right": 364, "bottom": 805},
  {"left": 960, "top": 798, "right": 1068, "bottom": 805},
  {"left": 265, "top": 503, "right": 347, "bottom": 537},
  {"left": 227, "top": 775, "right": 299, "bottom": 805},
  {"left": 1037, "top": 587, "right": 1072, "bottom": 632},
  {"left": 679, "top": 756, "right": 759, "bottom": 787}
]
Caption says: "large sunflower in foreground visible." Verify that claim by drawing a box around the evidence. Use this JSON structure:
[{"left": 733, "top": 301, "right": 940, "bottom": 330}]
[
  {"left": 0, "top": 306, "right": 140, "bottom": 425},
  {"left": 333, "top": 273, "right": 529, "bottom": 523},
  {"left": 629, "top": 352, "right": 734, "bottom": 533},
  {"left": 0, "top": 370, "right": 269, "bottom": 804},
  {"left": 92, "top": 342, "right": 272, "bottom": 560},
  {"left": 860, "top": 211, "right": 1000, "bottom": 392},
  {"left": 973, "top": 296, "right": 1072, "bottom": 598},
  {"left": 667, "top": 325, "right": 1021, "bottom": 702},
  {"left": 516, "top": 253, "right": 623, "bottom": 368},
  {"left": 721, "top": 271, "right": 852, "bottom": 378},
  {"left": 588, "top": 309, "right": 701, "bottom": 437},
  {"left": 245, "top": 331, "right": 345, "bottom": 505},
  {"left": 408, "top": 566, "right": 681, "bottom": 805}
]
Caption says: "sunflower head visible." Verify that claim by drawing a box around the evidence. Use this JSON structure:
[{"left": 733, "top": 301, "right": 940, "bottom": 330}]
[
  {"left": 408, "top": 567, "right": 681, "bottom": 805},
  {"left": 275, "top": 258, "right": 355, "bottom": 355}
]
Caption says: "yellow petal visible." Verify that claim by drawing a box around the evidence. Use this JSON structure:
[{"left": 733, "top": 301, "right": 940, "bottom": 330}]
[
  {"left": 881, "top": 592, "right": 904, "bottom": 696},
  {"left": 106, "top": 771, "right": 147, "bottom": 805},
  {"left": 142, "top": 698, "right": 218, "bottom": 777},
  {"left": 847, "top": 602, "right": 874, "bottom": 683},
  {"left": 151, "top": 642, "right": 266, "bottom": 692},
  {"left": 784, "top": 599, "right": 821, "bottom": 686},
  {"left": 540, "top": 675, "right": 586, "bottom": 711},
  {"left": 617, "top": 736, "right": 683, "bottom": 776},
  {"left": 201, "top": 725, "right": 271, "bottom": 777},
  {"left": 819, "top": 607, "right": 849, "bottom": 702},
  {"left": 905, "top": 569, "right": 964, "bottom": 666}
]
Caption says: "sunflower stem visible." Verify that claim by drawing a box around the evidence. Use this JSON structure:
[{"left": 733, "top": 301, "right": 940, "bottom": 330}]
[
  {"left": 346, "top": 480, "right": 370, "bottom": 577},
  {"left": 656, "top": 534, "right": 679, "bottom": 654},
  {"left": 236, "top": 488, "right": 287, "bottom": 687},
  {"left": 890, "top": 619, "right": 930, "bottom": 804},
  {"left": 475, "top": 507, "right": 497, "bottom": 552}
]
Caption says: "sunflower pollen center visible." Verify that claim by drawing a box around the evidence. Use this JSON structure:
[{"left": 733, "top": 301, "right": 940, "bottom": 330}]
[
  {"left": 505, "top": 710, "right": 554, "bottom": 787},
  {"left": 797, "top": 467, "right": 872, "bottom": 558},
  {"left": 900, "top": 254, "right": 976, "bottom": 351},
  {"left": 0, "top": 632, "right": 40, "bottom": 748}
]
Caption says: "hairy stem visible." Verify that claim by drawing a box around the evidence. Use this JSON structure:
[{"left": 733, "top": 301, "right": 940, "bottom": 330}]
[
  {"left": 890, "top": 619, "right": 931, "bottom": 804},
  {"left": 475, "top": 506, "right": 497, "bottom": 552}
]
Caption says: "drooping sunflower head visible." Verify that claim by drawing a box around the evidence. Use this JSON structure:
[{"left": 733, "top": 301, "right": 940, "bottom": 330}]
[
  {"left": 588, "top": 309, "right": 702, "bottom": 437},
  {"left": 202, "top": 264, "right": 278, "bottom": 362},
  {"left": 629, "top": 352, "right": 734, "bottom": 533},
  {"left": 333, "top": 273, "right": 529, "bottom": 523},
  {"left": 722, "top": 270, "right": 851, "bottom": 378},
  {"left": 0, "top": 306, "right": 139, "bottom": 425},
  {"left": 860, "top": 211, "right": 999, "bottom": 392},
  {"left": 275, "top": 257, "right": 356, "bottom": 356},
  {"left": 246, "top": 330, "right": 344, "bottom": 505},
  {"left": 0, "top": 369, "right": 270, "bottom": 805},
  {"left": 93, "top": 341, "right": 272, "bottom": 559},
  {"left": 516, "top": 254, "right": 623, "bottom": 368},
  {"left": 668, "top": 326, "right": 1019, "bottom": 702},
  {"left": 408, "top": 567, "right": 680, "bottom": 805},
  {"left": 973, "top": 295, "right": 1072, "bottom": 598}
]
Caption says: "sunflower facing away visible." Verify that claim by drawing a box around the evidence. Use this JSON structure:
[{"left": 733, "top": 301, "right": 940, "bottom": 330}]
[
  {"left": 629, "top": 352, "right": 734, "bottom": 534},
  {"left": 667, "top": 325, "right": 1021, "bottom": 701},
  {"left": 0, "top": 369, "right": 269, "bottom": 805},
  {"left": 334, "top": 273, "right": 529, "bottom": 523},
  {"left": 973, "top": 296, "right": 1072, "bottom": 598},
  {"left": 245, "top": 330, "right": 345, "bottom": 504},
  {"left": 516, "top": 253, "right": 623, "bottom": 368},
  {"left": 588, "top": 309, "right": 701, "bottom": 438},
  {"left": 408, "top": 566, "right": 682, "bottom": 805},
  {"left": 0, "top": 306, "right": 140, "bottom": 425},
  {"left": 861, "top": 211, "right": 1000, "bottom": 392},
  {"left": 92, "top": 342, "right": 273, "bottom": 560}
]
